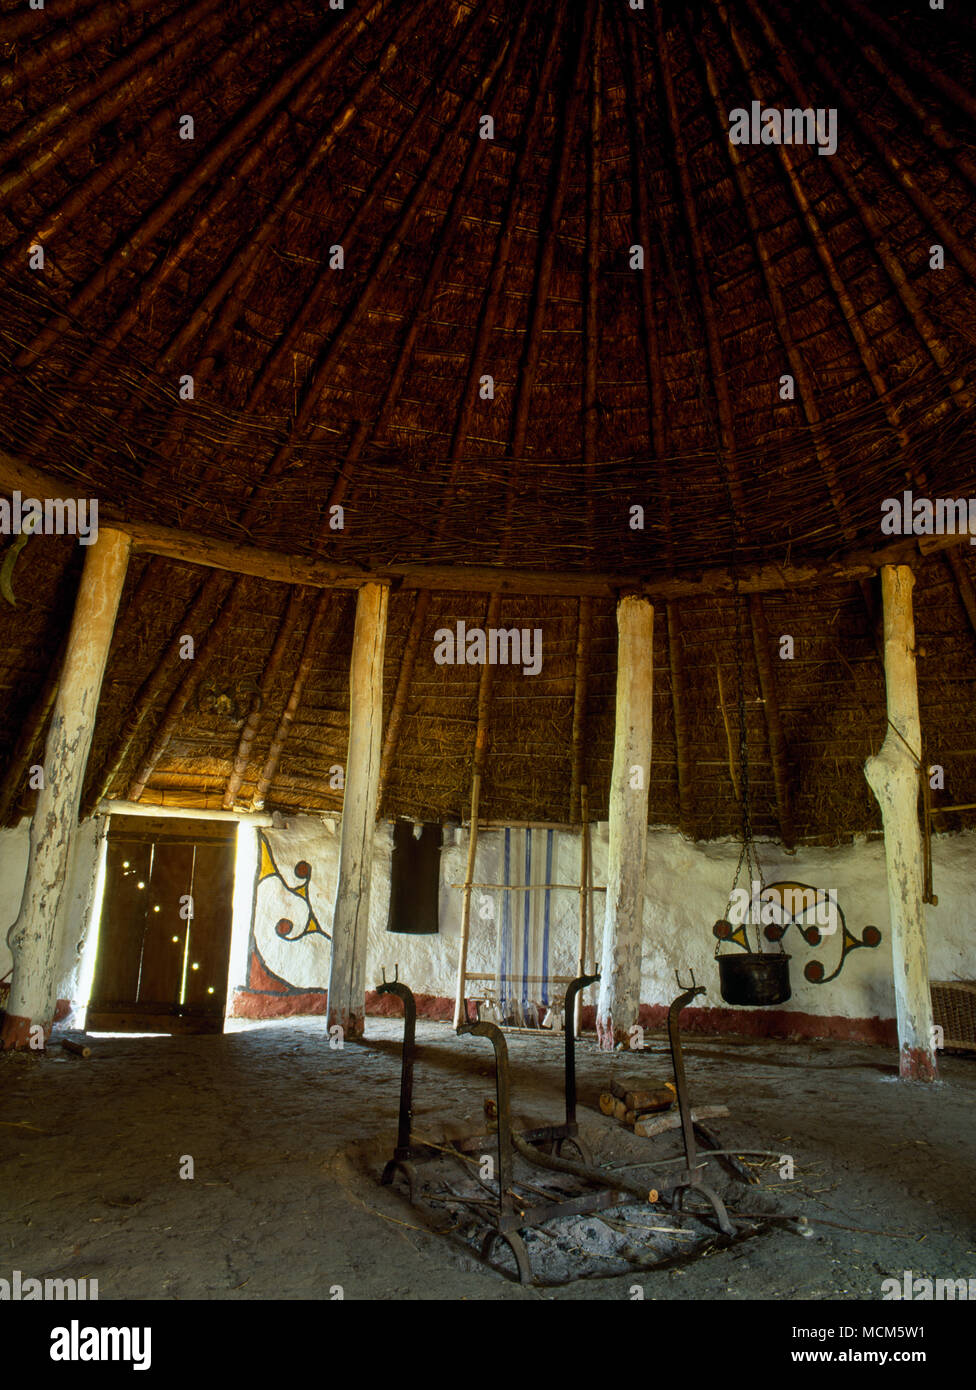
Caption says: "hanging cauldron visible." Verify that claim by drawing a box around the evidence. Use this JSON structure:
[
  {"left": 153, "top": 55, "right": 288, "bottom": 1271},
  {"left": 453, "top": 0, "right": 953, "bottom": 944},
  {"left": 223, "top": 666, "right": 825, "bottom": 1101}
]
[{"left": 713, "top": 920, "right": 792, "bottom": 1005}]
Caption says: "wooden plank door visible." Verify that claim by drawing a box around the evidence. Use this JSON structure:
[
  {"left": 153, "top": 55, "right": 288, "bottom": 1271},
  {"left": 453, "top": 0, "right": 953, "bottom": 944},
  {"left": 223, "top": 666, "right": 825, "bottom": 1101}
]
[{"left": 87, "top": 816, "right": 236, "bottom": 1033}]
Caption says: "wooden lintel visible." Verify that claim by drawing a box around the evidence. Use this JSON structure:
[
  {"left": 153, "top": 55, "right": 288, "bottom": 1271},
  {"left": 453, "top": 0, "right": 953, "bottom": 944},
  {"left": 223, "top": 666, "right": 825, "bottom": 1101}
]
[{"left": 2, "top": 448, "right": 974, "bottom": 600}]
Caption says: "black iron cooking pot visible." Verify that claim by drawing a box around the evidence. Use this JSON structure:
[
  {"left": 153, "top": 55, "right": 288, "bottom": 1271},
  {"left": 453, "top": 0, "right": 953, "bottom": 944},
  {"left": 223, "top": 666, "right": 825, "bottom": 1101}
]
[{"left": 718, "top": 951, "right": 792, "bottom": 1006}]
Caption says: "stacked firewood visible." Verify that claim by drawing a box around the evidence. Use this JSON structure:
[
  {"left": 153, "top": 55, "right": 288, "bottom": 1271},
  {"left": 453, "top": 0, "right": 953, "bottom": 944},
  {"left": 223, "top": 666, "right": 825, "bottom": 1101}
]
[{"left": 599, "top": 1078, "right": 676, "bottom": 1137}]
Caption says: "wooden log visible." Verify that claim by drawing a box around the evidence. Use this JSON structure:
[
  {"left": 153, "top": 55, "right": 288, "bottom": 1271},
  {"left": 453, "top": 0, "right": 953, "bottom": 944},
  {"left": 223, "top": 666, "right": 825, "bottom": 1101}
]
[
  {"left": 585, "top": 798, "right": 596, "bottom": 976},
  {"left": 84, "top": 572, "right": 224, "bottom": 814},
  {"left": 717, "top": 0, "right": 912, "bottom": 457},
  {"left": 3, "top": 448, "right": 976, "bottom": 599},
  {"left": 326, "top": 582, "right": 388, "bottom": 1041},
  {"left": 12, "top": 0, "right": 378, "bottom": 367},
  {"left": 581, "top": 2, "right": 602, "bottom": 520},
  {"left": 0, "top": 634, "right": 65, "bottom": 827},
  {"left": 653, "top": 5, "right": 745, "bottom": 514},
  {"left": 126, "top": 578, "right": 243, "bottom": 801},
  {"left": 742, "top": 0, "right": 969, "bottom": 406},
  {"left": 575, "top": 784, "right": 589, "bottom": 1038},
  {"left": 749, "top": 593, "right": 795, "bottom": 848},
  {"left": 60, "top": 1038, "right": 91, "bottom": 1058},
  {"left": 846, "top": 0, "right": 976, "bottom": 124},
  {"left": 609, "top": 1080, "right": 676, "bottom": 1112},
  {"left": 251, "top": 591, "right": 338, "bottom": 809},
  {"left": 453, "top": 593, "right": 501, "bottom": 1028},
  {"left": 222, "top": 586, "right": 305, "bottom": 808},
  {"left": 634, "top": 1104, "right": 729, "bottom": 1140},
  {"left": 378, "top": 590, "right": 431, "bottom": 815},
  {"left": 597, "top": 595, "right": 654, "bottom": 1049},
  {"left": 569, "top": 598, "right": 592, "bottom": 824},
  {"left": 1, "top": 529, "right": 131, "bottom": 1050},
  {"left": 716, "top": 656, "right": 741, "bottom": 802},
  {"left": 945, "top": 551, "right": 976, "bottom": 642},
  {"left": 864, "top": 565, "right": 938, "bottom": 1081}
]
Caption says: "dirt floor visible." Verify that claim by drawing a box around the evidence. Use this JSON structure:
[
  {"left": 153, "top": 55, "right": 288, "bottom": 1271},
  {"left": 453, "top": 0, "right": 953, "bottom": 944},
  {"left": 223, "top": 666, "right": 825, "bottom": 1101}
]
[{"left": 1, "top": 1018, "right": 974, "bottom": 1301}]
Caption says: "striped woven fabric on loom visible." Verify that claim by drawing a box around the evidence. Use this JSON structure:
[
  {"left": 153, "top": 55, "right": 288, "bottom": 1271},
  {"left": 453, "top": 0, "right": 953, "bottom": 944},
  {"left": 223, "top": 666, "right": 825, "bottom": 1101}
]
[{"left": 488, "top": 828, "right": 570, "bottom": 1027}]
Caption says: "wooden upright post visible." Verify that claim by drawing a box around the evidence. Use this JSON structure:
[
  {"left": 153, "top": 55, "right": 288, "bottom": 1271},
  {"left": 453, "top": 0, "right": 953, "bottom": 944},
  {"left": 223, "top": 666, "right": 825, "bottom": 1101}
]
[
  {"left": 575, "top": 785, "right": 589, "bottom": 1037},
  {"left": 865, "top": 565, "right": 937, "bottom": 1081},
  {"left": 2, "top": 528, "right": 131, "bottom": 1050},
  {"left": 453, "top": 594, "right": 500, "bottom": 1028},
  {"left": 597, "top": 595, "right": 654, "bottom": 1050},
  {"left": 326, "top": 582, "right": 388, "bottom": 1041}
]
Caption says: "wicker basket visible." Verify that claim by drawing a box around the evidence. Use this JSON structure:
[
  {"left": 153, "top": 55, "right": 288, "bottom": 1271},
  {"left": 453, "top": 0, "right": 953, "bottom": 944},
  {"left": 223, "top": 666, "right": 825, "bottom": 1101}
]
[{"left": 931, "top": 980, "right": 976, "bottom": 1053}]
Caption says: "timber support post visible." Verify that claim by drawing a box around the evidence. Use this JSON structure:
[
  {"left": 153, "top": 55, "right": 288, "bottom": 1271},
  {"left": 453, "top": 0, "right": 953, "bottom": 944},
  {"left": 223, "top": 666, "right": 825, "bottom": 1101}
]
[
  {"left": 326, "top": 581, "right": 389, "bottom": 1042},
  {"left": 2, "top": 527, "right": 131, "bottom": 1050},
  {"left": 597, "top": 594, "right": 654, "bottom": 1050},
  {"left": 864, "top": 565, "right": 937, "bottom": 1081}
]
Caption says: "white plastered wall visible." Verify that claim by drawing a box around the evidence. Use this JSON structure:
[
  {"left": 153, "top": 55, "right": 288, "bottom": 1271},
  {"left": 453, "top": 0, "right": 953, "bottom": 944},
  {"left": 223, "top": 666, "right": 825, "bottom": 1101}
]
[
  {"left": 227, "top": 818, "right": 976, "bottom": 1023},
  {"left": 1, "top": 816, "right": 973, "bottom": 1026}
]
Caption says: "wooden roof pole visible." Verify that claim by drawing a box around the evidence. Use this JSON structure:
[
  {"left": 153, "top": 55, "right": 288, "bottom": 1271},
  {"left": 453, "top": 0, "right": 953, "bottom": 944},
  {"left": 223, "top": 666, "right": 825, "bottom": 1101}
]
[
  {"left": 619, "top": 10, "right": 670, "bottom": 554},
  {"left": 945, "top": 551, "right": 976, "bottom": 643},
  {"left": 569, "top": 597, "right": 592, "bottom": 825},
  {"left": 377, "top": 4, "right": 558, "bottom": 842},
  {"left": 251, "top": 592, "right": 339, "bottom": 810},
  {"left": 0, "top": 0, "right": 156, "bottom": 101},
  {"left": 83, "top": 0, "right": 410, "bottom": 380},
  {"left": 0, "top": 0, "right": 95, "bottom": 47},
  {"left": 378, "top": 590, "right": 430, "bottom": 816},
  {"left": 238, "top": 1, "right": 497, "bottom": 419},
  {"left": 823, "top": 0, "right": 976, "bottom": 192},
  {"left": 845, "top": 0, "right": 976, "bottom": 125},
  {"left": 1, "top": 527, "right": 131, "bottom": 1050},
  {"left": 694, "top": 38, "right": 855, "bottom": 540},
  {"left": 749, "top": 593, "right": 795, "bottom": 850},
  {"left": 160, "top": 0, "right": 428, "bottom": 373},
  {"left": 713, "top": 0, "right": 913, "bottom": 460},
  {"left": 582, "top": 7, "right": 602, "bottom": 482},
  {"left": 11, "top": 0, "right": 387, "bottom": 368},
  {"left": 597, "top": 594, "right": 654, "bottom": 1051},
  {"left": 865, "top": 566, "right": 937, "bottom": 1081},
  {"left": 326, "top": 581, "right": 389, "bottom": 1041},
  {"left": 82, "top": 571, "right": 225, "bottom": 814},
  {"left": 299, "top": 9, "right": 533, "bottom": 772},
  {"left": 666, "top": 601, "right": 695, "bottom": 839},
  {"left": 166, "top": 0, "right": 508, "bottom": 522},
  {"left": 567, "top": 12, "right": 600, "bottom": 826},
  {"left": 4, "top": 14, "right": 274, "bottom": 277},
  {"left": 126, "top": 577, "right": 243, "bottom": 801},
  {"left": 0, "top": 634, "right": 66, "bottom": 828},
  {"left": 0, "top": 0, "right": 225, "bottom": 203},
  {"left": 781, "top": 7, "right": 976, "bottom": 285},
  {"left": 359, "top": 4, "right": 535, "bottom": 453},
  {"left": 742, "top": 0, "right": 971, "bottom": 406},
  {"left": 653, "top": 7, "right": 748, "bottom": 519},
  {"left": 694, "top": 25, "right": 885, "bottom": 645},
  {"left": 221, "top": 586, "right": 306, "bottom": 809}
]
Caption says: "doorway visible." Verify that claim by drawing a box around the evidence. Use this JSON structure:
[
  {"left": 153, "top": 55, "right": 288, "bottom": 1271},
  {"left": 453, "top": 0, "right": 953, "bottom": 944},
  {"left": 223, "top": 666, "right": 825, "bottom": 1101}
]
[{"left": 87, "top": 816, "right": 237, "bottom": 1034}]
